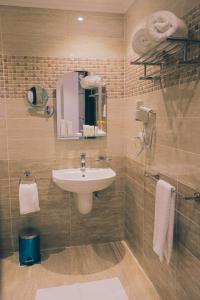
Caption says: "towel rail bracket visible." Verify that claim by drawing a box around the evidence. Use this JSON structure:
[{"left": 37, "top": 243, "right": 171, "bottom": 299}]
[
  {"left": 131, "top": 36, "right": 200, "bottom": 80},
  {"left": 19, "top": 171, "right": 37, "bottom": 184},
  {"left": 145, "top": 171, "right": 200, "bottom": 202}
]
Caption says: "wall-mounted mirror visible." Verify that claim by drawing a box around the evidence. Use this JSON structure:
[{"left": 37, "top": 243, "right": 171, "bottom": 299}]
[
  {"left": 56, "top": 71, "right": 107, "bottom": 140},
  {"left": 26, "top": 85, "right": 54, "bottom": 117}
]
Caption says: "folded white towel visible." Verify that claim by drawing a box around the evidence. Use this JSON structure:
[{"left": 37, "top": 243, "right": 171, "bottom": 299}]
[
  {"left": 147, "top": 10, "right": 188, "bottom": 42},
  {"left": 153, "top": 179, "right": 176, "bottom": 264},
  {"left": 80, "top": 75, "right": 105, "bottom": 89},
  {"left": 19, "top": 183, "right": 40, "bottom": 215}
]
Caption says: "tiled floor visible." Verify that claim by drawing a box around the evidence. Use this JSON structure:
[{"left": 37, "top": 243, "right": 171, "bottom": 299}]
[{"left": 0, "top": 241, "right": 160, "bottom": 300}]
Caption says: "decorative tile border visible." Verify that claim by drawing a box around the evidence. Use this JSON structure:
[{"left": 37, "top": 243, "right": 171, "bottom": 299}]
[{"left": 2, "top": 56, "right": 124, "bottom": 100}]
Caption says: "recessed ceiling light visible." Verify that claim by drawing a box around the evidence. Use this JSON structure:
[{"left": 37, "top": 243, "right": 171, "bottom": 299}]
[{"left": 77, "top": 17, "right": 84, "bottom": 22}]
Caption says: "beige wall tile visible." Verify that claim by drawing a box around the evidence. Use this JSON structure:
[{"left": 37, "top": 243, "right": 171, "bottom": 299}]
[
  {"left": 177, "top": 150, "right": 200, "bottom": 190},
  {"left": 125, "top": 136, "right": 145, "bottom": 165},
  {"left": 1, "top": 6, "right": 124, "bottom": 59},
  {"left": 7, "top": 118, "right": 55, "bottom": 139},
  {"left": 11, "top": 213, "right": 69, "bottom": 237},
  {"left": 0, "top": 100, "right": 6, "bottom": 118},
  {"left": 2, "top": 32, "right": 124, "bottom": 58},
  {"left": 0, "top": 135, "right": 8, "bottom": 160},
  {"left": 8, "top": 137, "right": 55, "bottom": 160},
  {"left": 176, "top": 211, "right": 200, "bottom": 259},
  {"left": 175, "top": 81, "right": 200, "bottom": 117},
  {"left": 125, "top": 175, "right": 144, "bottom": 207},
  {"left": 6, "top": 98, "right": 43, "bottom": 118},
  {"left": 1, "top": 7, "right": 69, "bottom": 36},
  {"left": 0, "top": 118, "right": 6, "bottom": 136},
  {"left": 70, "top": 199, "right": 124, "bottom": 245},
  {"left": 143, "top": 240, "right": 176, "bottom": 300},
  {"left": 65, "top": 35, "right": 124, "bottom": 59},
  {"left": 0, "top": 179, "right": 10, "bottom": 219},
  {"left": 0, "top": 160, "right": 8, "bottom": 179},
  {"left": 126, "top": 157, "right": 145, "bottom": 184},
  {"left": 156, "top": 117, "right": 178, "bottom": 148},
  {"left": 68, "top": 11, "right": 124, "bottom": 38},
  {"left": 177, "top": 182, "right": 200, "bottom": 226},
  {"left": 125, "top": 193, "right": 144, "bottom": 262},
  {"left": 0, "top": 218, "right": 13, "bottom": 253},
  {"left": 178, "top": 117, "right": 200, "bottom": 154},
  {"left": 2, "top": 33, "right": 70, "bottom": 57},
  {"left": 176, "top": 243, "right": 200, "bottom": 300},
  {"left": 146, "top": 144, "right": 179, "bottom": 179},
  {"left": 9, "top": 159, "right": 55, "bottom": 179}
]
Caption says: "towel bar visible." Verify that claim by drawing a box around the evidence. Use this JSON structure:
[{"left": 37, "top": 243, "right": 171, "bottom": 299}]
[{"left": 145, "top": 171, "right": 200, "bottom": 202}]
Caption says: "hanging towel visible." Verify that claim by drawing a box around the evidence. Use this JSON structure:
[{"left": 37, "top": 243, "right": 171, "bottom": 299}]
[
  {"left": 147, "top": 11, "right": 188, "bottom": 42},
  {"left": 153, "top": 179, "right": 176, "bottom": 264},
  {"left": 19, "top": 183, "right": 40, "bottom": 215}
]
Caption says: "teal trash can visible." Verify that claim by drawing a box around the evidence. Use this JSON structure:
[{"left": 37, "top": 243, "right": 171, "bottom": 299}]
[{"left": 19, "top": 228, "right": 41, "bottom": 266}]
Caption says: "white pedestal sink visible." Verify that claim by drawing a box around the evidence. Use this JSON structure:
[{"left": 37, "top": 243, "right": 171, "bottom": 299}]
[{"left": 52, "top": 168, "right": 116, "bottom": 214}]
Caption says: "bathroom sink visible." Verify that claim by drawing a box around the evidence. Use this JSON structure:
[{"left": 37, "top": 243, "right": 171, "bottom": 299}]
[
  {"left": 52, "top": 168, "right": 116, "bottom": 214},
  {"left": 52, "top": 168, "right": 116, "bottom": 193}
]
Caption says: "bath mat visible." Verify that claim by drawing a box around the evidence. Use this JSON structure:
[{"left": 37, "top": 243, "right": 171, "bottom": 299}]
[{"left": 36, "top": 277, "right": 129, "bottom": 300}]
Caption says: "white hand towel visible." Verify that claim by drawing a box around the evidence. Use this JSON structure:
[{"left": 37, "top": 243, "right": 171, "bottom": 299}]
[
  {"left": 19, "top": 183, "right": 40, "bottom": 215},
  {"left": 153, "top": 179, "right": 175, "bottom": 264}
]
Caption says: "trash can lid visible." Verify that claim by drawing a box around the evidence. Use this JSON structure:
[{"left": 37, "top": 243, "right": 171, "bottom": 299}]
[{"left": 19, "top": 227, "right": 40, "bottom": 239}]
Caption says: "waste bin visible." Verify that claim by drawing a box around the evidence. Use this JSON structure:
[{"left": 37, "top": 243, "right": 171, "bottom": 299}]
[{"left": 19, "top": 227, "right": 41, "bottom": 266}]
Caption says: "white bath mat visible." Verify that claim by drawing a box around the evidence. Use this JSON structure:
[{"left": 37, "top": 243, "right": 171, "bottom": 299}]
[{"left": 36, "top": 277, "right": 129, "bottom": 300}]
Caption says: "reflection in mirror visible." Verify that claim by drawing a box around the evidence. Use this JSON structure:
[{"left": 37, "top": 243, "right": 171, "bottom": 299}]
[
  {"left": 26, "top": 86, "right": 54, "bottom": 117},
  {"left": 56, "top": 71, "right": 107, "bottom": 140},
  {"left": 27, "top": 86, "right": 48, "bottom": 107}
]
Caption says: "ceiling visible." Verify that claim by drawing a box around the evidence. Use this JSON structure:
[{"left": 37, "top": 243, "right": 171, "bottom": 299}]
[{"left": 0, "top": 0, "right": 135, "bottom": 13}]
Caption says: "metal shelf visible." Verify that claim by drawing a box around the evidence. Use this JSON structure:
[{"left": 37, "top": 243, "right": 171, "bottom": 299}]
[{"left": 130, "top": 37, "right": 200, "bottom": 80}]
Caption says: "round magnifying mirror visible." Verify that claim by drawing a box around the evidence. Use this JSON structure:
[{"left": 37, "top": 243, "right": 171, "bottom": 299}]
[{"left": 27, "top": 86, "right": 48, "bottom": 107}]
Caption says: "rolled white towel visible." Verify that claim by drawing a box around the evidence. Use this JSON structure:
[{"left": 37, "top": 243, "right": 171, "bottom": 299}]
[
  {"left": 132, "top": 27, "right": 158, "bottom": 55},
  {"left": 147, "top": 10, "right": 188, "bottom": 42},
  {"left": 80, "top": 75, "right": 105, "bottom": 89}
]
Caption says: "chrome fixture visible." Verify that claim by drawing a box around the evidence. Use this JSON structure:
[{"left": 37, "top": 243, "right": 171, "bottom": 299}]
[
  {"left": 19, "top": 171, "right": 37, "bottom": 184},
  {"left": 145, "top": 171, "right": 200, "bottom": 202},
  {"left": 80, "top": 153, "right": 86, "bottom": 172},
  {"left": 26, "top": 85, "right": 54, "bottom": 118},
  {"left": 131, "top": 37, "right": 200, "bottom": 81},
  {"left": 95, "top": 155, "right": 112, "bottom": 162}
]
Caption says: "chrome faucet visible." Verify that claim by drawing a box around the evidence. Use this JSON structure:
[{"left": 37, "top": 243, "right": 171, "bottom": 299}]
[{"left": 80, "top": 153, "right": 86, "bottom": 172}]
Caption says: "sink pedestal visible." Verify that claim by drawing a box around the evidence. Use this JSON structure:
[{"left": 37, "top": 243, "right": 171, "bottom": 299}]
[{"left": 76, "top": 193, "right": 93, "bottom": 214}]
